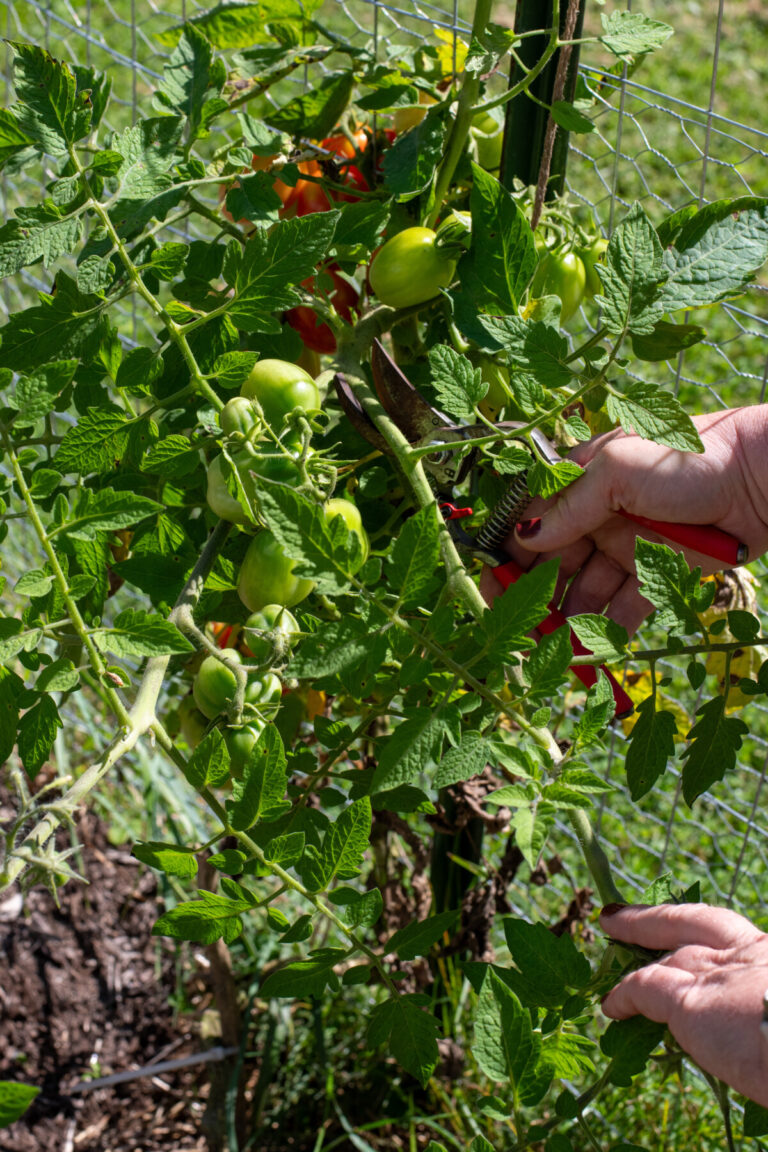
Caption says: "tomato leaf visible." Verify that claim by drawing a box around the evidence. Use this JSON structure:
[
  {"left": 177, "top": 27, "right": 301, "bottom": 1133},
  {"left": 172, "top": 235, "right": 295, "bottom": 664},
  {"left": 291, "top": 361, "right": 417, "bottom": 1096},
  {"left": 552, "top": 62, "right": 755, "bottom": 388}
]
[
  {"left": 0, "top": 1082, "right": 40, "bottom": 1129},
  {"left": 601, "top": 1016, "right": 666, "bottom": 1086},
  {"left": 681, "top": 696, "right": 749, "bottom": 805},
  {"left": 132, "top": 841, "right": 200, "bottom": 879},
  {"left": 388, "top": 505, "right": 441, "bottom": 608},
  {"left": 382, "top": 109, "right": 446, "bottom": 200},
  {"left": 597, "top": 202, "right": 666, "bottom": 337},
  {"left": 0, "top": 272, "right": 109, "bottom": 373},
  {"left": 600, "top": 11, "right": 674, "bottom": 59},
  {"left": 634, "top": 539, "right": 704, "bottom": 635},
  {"left": 606, "top": 382, "right": 703, "bottom": 452},
  {"left": 625, "top": 696, "right": 678, "bottom": 800},
  {"left": 255, "top": 477, "right": 358, "bottom": 594},
  {"left": 523, "top": 627, "right": 574, "bottom": 699},
  {"left": 271, "top": 70, "right": 354, "bottom": 138},
  {"left": 370, "top": 704, "right": 461, "bottom": 793},
  {"left": 10, "top": 42, "right": 92, "bottom": 155},
  {"left": 94, "top": 608, "right": 194, "bottom": 659},
  {"left": 481, "top": 560, "right": 558, "bottom": 658},
  {"left": 386, "top": 910, "right": 458, "bottom": 960},
  {"left": 367, "top": 994, "right": 441, "bottom": 1086},
  {"left": 460, "top": 164, "right": 537, "bottom": 312},
  {"left": 153, "top": 890, "right": 251, "bottom": 945},
  {"left": 657, "top": 196, "right": 768, "bottom": 311},
  {"left": 300, "top": 797, "right": 372, "bottom": 891},
  {"left": 631, "top": 319, "right": 705, "bottom": 361},
  {"left": 474, "top": 967, "right": 537, "bottom": 1084},
  {"left": 61, "top": 488, "right": 163, "bottom": 541},
  {"left": 228, "top": 724, "right": 289, "bottom": 830},
  {"left": 17, "top": 694, "right": 62, "bottom": 780},
  {"left": 433, "top": 731, "right": 491, "bottom": 788},
  {"left": 502, "top": 918, "right": 591, "bottom": 1007},
  {"left": 261, "top": 953, "right": 342, "bottom": 999},
  {"left": 427, "top": 344, "right": 485, "bottom": 423},
  {"left": 222, "top": 212, "right": 339, "bottom": 333}
]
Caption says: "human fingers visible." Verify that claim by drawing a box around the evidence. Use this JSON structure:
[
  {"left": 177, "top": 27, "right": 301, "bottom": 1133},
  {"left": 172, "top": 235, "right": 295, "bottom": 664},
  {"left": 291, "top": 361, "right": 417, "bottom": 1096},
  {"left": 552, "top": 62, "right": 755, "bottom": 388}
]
[
  {"left": 560, "top": 551, "right": 633, "bottom": 618},
  {"left": 600, "top": 903, "right": 763, "bottom": 952},
  {"left": 603, "top": 575, "right": 654, "bottom": 636},
  {"left": 601, "top": 962, "right": 695, "bottom": 1022}
]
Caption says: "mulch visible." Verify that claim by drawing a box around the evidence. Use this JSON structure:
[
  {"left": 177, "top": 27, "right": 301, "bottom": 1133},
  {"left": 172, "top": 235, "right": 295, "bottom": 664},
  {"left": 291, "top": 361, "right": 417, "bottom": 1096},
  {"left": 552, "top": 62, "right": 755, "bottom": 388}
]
[{"left": 0, "top": 808, "right": 209, "bottom": 1152}]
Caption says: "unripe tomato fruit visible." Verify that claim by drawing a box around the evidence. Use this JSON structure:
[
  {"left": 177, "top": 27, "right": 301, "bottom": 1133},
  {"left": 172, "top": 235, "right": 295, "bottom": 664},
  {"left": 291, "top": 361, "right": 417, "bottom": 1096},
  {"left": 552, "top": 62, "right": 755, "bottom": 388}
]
[
  {"left": 580, "top": 237, "right": 609, "bottom": 298},
  {"left": 242, "top": 604, "right": 300, "bottom": 663},
  {"left": 477, "top": 359, "right": 510, "bottom": 421},
  {"left": 238, "top": 531, "right": 315, "bottom": 613},
  {"left": 194, "top": 651, "right": 242, "bottom": 720},
  {"left": 207, "top": 454, "right": 254, "bottom": 527},
  {"left": 326, "top": 497, "right": 369, "bottom": 571},
  {"left": 369, "top": 227, "right": 457, "bottom": 309},
  {"left": 220, "top": 396, "right": 261, "bottom": 438},
  {"left": 241, "top": 359, "right": 320, "bottom": 428},
  {"left": 207, "top": 448, "right": 306, "bottom": 526},
  {"left": 245, "top": 670, "right": 283, "bottom": 712},
  {"left": 530, "top": 250, "right": 586, "bottom": 322},
  {"left": 224, "top": 721, "right": 265, "bottom": 779},
  {"left": 178, "top": 695, "right": 209, "bottom": 747}
]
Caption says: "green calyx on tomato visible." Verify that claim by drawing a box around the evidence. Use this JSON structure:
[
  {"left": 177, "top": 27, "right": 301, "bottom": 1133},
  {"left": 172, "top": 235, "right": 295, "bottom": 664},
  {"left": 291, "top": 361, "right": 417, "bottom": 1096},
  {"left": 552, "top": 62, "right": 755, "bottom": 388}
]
[
  {"left": 193, "top": 651, "right": 243, "bottom": 720},
  {"left": 243, "top": 604, "right": 300, "bottom": 664},
  {"left": 325, "top": 497, "right": 369, "bottom": 572},
  {"left": 241, "top": 359, "right": 321, "bottom": 429},
  {"left": 530, "top": 249, "right": 586, "bottom": 323},
  {"left": 579, "top": 237, "right": 609, "bottom": 298},
  {"left": 238, "top": 530, "right": 315, "bottom": 613},
  {"left": 369, "top": 227, "right": 457, "bottom": 310}
]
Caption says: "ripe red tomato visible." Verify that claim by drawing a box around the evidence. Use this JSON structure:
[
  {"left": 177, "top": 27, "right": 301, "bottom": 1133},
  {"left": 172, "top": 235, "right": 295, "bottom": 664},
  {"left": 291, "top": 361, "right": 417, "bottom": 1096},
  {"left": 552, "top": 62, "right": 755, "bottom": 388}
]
[{"left": 276, "top": 131, "right": 369, "bottom": 217}]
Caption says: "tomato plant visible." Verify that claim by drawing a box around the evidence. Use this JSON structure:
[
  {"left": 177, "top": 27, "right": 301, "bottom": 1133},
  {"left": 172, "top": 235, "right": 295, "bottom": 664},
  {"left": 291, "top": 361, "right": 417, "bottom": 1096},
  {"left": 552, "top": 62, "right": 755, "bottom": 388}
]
[{"left": 4, "top": 14, "right": 768, "bottom": 1150}]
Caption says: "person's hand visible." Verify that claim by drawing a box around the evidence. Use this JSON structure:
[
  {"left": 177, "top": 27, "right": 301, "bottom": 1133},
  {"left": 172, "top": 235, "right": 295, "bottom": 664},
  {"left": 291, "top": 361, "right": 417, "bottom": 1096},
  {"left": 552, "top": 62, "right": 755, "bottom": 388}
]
[
  {"left": 480, "top": 406, "right": 768, "bottom": 634},
  {"left": 600, "top": 902, "right": 768, "bottom": 1105}
]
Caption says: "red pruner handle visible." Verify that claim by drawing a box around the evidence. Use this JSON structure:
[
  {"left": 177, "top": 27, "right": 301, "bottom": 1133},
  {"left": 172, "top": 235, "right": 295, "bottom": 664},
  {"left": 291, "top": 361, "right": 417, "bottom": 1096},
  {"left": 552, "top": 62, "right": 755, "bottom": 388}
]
[
  {"left": 618, "top": 511, "right": 748, "bottom": 567},
  {"left": 493, "top": 560, "right": 634, "bottom": 719}
]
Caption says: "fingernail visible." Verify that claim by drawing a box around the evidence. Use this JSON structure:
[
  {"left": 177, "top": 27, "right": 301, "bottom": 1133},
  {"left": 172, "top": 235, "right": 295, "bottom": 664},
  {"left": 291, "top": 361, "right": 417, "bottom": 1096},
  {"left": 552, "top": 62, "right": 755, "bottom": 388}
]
[
  {"left": 600, "top": 902, "right": 627, "bottom": 917},
  {"left": 516, "top": 517, "right": 541, "bottom": 539}
]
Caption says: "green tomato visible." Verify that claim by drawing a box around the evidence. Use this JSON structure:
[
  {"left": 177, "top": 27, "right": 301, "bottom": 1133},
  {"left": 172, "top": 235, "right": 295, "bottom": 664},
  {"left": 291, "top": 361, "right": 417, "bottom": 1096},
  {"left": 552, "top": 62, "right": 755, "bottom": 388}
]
[
  {"left": 325, "top": 497, "right": 369, "bottom": 572},
  {"left": 237, "top": 530, "right": 315, "bottom": 613},
  {"left": 580, "top": 237, "right": 609, "bottom": 298},
  {"left": 220, "top": 396, "right": 261, "bottom": 438},
  {"left": 193, "top": 651, "right": 242, "bottom": 720},
  {"left": 245, "top": 670, "right": 283, "bottom": 713},
  {"left": 224, "top": 721, "right": 265, "bottom": 780},
  {"left": 369, "top": 227, "right": 457, "bottom": 309},
  {"left": 477, "top": 358, "right": 510, "bottom": 420},
  {"left": 207, "top": 448, "right": 306, "bottom": 525},
  {"left": 241, "top": 359, "right": 320, "bottom": 429},
  {"left": 178, "top": 695, "right": 209, "bottom": 748},
  {"left": 243, "top": 604, "right": 300, "bottom": 664},
  {"left": 530, "top": 250, "right": 586, "bottom": 322}
]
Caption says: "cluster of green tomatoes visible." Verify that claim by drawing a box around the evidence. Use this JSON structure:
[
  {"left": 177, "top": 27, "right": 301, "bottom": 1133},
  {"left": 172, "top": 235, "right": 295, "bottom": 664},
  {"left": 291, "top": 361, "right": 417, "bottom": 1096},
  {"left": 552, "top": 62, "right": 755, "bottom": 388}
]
[{"left": 176, "top": 357, "right": 369, "bottom": 776}]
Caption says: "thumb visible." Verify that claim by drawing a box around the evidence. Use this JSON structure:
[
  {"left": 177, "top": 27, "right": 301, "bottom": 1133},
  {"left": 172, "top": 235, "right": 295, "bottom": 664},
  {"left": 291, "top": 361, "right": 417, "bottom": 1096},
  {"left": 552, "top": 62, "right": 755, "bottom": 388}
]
[{"left": 516, "top": 461, "right": 612, "bottom": 553}]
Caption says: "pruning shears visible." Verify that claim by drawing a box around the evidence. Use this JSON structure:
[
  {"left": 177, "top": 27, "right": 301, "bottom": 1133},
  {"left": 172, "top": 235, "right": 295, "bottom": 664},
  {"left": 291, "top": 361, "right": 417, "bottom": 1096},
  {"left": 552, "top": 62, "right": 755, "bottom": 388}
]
[{"left": 335, "top": 340, "right": 748, "bottom": 720}]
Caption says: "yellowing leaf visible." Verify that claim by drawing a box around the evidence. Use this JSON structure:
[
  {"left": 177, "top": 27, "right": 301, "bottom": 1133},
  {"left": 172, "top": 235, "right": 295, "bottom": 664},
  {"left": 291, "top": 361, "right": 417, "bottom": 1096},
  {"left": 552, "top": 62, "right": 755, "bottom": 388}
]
[{"left": 619, "top": 669, "right": 689, "bottom": 741}]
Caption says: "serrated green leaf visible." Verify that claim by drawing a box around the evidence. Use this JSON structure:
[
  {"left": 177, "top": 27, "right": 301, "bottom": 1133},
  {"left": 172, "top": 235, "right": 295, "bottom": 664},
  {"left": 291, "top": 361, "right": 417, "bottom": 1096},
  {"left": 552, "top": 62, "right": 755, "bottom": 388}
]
[
  {"left": 10, "top": 42, "right": 92, "bottom": 155},
  {"left": 55, "top": 407, "right": 129, "bottom": 474},
  {"left": 461, "top": 165, "right": 537, "bottom": 311},
  {"left": 600, "top": 11, "right": 673, "bottom": 58},
  {"left": 502, "top": 917, "right": 591, "bottom": 1007},
  {"left": 550, "top": 100, "right": 594, "bottom": 134},
  {"left": 511, "top": 805, "right": 553, "bottom": 869},
  {"left": 0, "top": 108, "right": 33, "bottom": 171},
  {"left": 601, "top": 1016, "right": 665, "bottom": 1086},
  {"left": 94, "top": 609, "right": 194, "bottom": 658},
  {"left": 527, "top": 459, "right": 583, "bottom": 499},
  {"left": 386, "top": 910, "right": 457, "bottom": 960},
  {"left": 271, "top": 70, "right": 354, "bottom": 139},
  {"left": 36, "top": 657, "right": 79, "bottom": 693},
  {"left": 427, "top": 344, "right": 485, "bottom": 423},
  {"left": 631, "top": 319, "right": 706, "bottom": 362},
  {"left": 625, "top": 696, "right": 678, "bottom": 800},
  {"left": 15, "top": 570, "right": 55, "bottom": 598},
  {"left": 256, "top": 479, "right": 357, "bottom": 595},
  {"left": 328, "top": 199, "right": 391, "bottom": 261},
  {"left": 481, "top": 560, "right": 558, "bottom": 659},
  {"left": 153, "top": 890, "right": 250, "bottom": 945},
  {"left": 261, "top": 953, "right": 342, "bottom": 998},
  {"left": 606, "top": 383, "right": 703, "bottom": 452},
  {"left": 62, "top": 488, "right": 163, "bottom": 541},
  {"left": 157, "top": 24, "right": 224, "bottom": 141},
  {"left": 568, "top": 615, "right": 628, "bottom": 663},
  {"left": 182, "top": 728, "right": 231, "bottom": 791},
  {"left": 111, "top": 117, "right": 181, "bottom": 200},
  {"left": 328, "top": 885, "right": 383, "bottom": 929},
  {"left": 0, "top": 667, "right": 23, "bottom": 767},
  {"left": 597, "top": 202, "right": 665, "bottom": 336},
  {"left": 370, "top": 704, "right": 460, "bottom": 792},
  {"left": 389, "top": 505, "right": 441, "bottom": 609},
  {"left": 433, "top": 731, "right": 491, "bottom": 788},
  {"left": 634, "top": 538, "right": 703, "bottom": 635},
  {"left": 367, "top": 994, "right": 441, "bottom": 1085},
  {"left": 302, "top": 798, "right": 372, "bottom": 892},
  {"left": 228, "top": 724, "right": 289, "bottom": 830},
  {"left": 17, "top": 694, "right": 61, "bottom": 780},
  {"left": 225, "top": 171, "right": 282, "bottom": 226},
  {"left": 0, "top": 1081, "right": 40, "bottom": 1128},
  {"left": 132, "top": 841, "right": 199, "bottom": 878},
  {"left": 0, "top": 201, "right": 83, "bottom": 279},
  {"left": 681, "top": 695, "right": 749, "bottom": 805},
  {"left": 0, "top": 273, "right": 108, "bottom": 373},
  {"left": 222, "top": 213, "right": 338, "bottom": 333},
  {"left": 523, "top": 627, "right": 573, "bottom": 699},
  {"left": 657, "top": 196, "right": 768, "bottom": 311},
  {"left": 474, "top": 967, "right": 535, "bottom": 1084}
]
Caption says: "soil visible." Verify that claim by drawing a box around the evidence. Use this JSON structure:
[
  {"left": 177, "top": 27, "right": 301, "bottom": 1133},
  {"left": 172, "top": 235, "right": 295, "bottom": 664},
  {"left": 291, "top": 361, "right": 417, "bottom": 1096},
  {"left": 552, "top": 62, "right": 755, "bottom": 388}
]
[{"left": 0, "top": 808, "right": 208, "bottom": 1152}]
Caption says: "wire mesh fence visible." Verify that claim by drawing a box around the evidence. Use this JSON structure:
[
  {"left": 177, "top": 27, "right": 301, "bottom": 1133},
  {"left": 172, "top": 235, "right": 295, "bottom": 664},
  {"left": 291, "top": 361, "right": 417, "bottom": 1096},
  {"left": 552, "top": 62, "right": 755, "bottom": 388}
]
[{"left": 3, "top": 0, "right": 768, "bottom": 951}]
